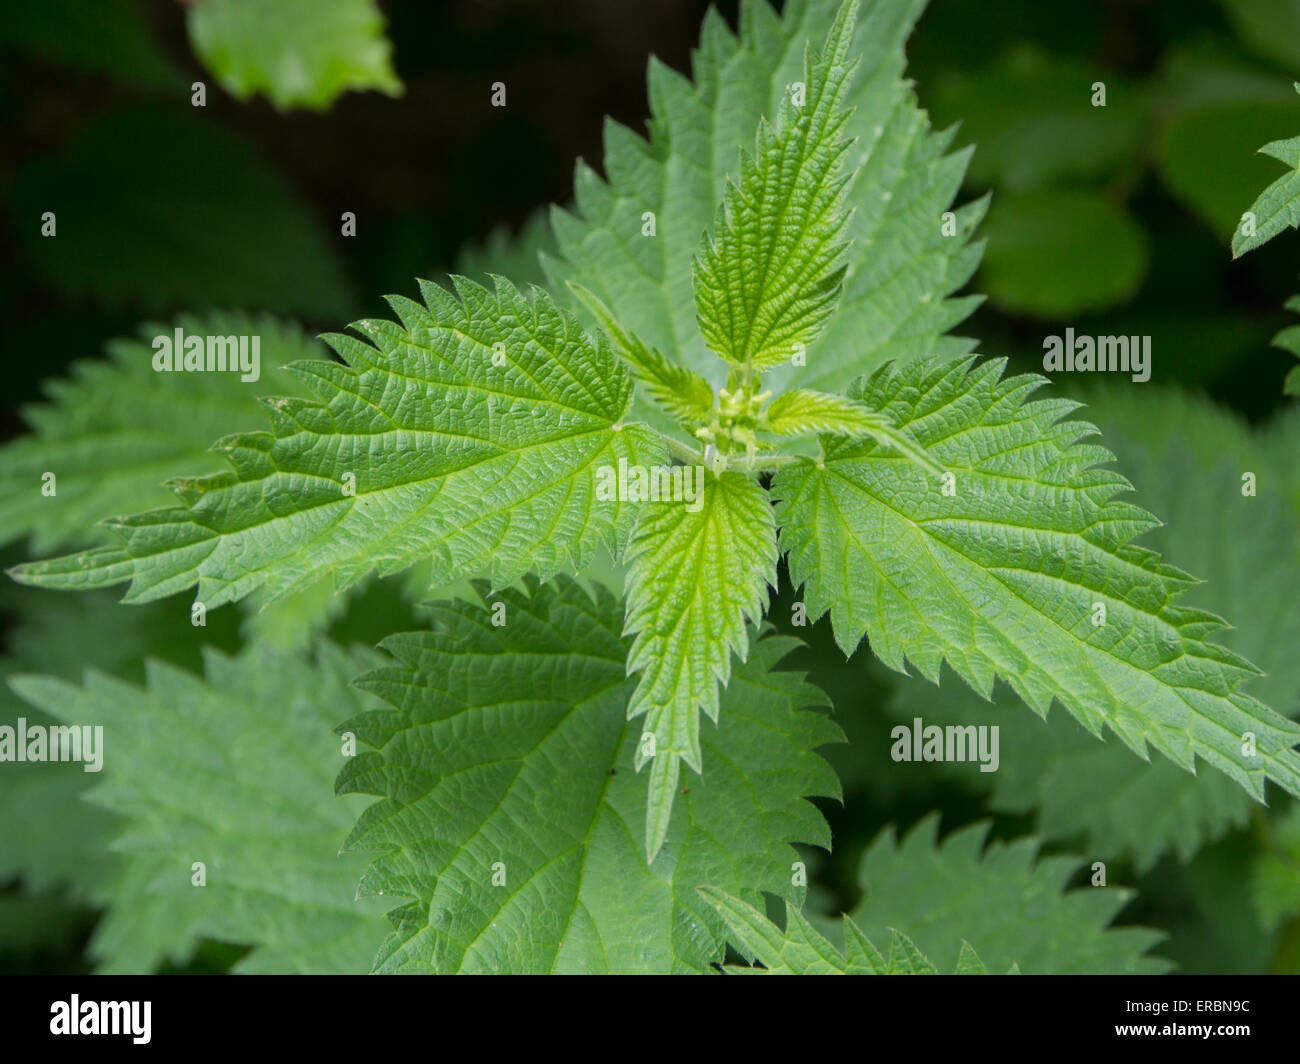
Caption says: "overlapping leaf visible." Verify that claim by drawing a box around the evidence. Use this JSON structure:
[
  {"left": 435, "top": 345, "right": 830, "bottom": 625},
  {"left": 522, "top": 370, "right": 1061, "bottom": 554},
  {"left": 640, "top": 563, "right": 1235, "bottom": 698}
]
[
  {"left": 0, "top": 313, "right": 323, "bottom": 555},
  {"left": 774, "top": 356, "right": 1300, "bottom": 813},
  {"left": 8, "top": 642, "right": 391, "bottom": 973},
  {"left": 546, "top": 0, "right": 986, "bottom": 412},
  {"left": 623, "top": 472, "right": 777, "bottom": 858},
  {"left": 848, "top": 817, "right": 1169, "bottom": 973},
  {"left": 1232, "top": 84, "right": 1300, "bottom": 257},
  {"left": 700, "top": 886, "right": 1002, "bottom": 973},
  {"left": 880, "top": 390, "right": 1300, "bottom": 870},
  {"left": 338, "top": 577, "right": 841, "bottom": 973},
  {"left": 11, "top": 278, "right": 662, "bottom": 610}
]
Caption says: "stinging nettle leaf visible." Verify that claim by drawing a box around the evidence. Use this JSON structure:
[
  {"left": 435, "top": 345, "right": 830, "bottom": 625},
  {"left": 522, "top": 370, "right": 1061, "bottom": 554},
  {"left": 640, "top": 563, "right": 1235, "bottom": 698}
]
[
  {"left": 773, "top": 355, "right": 1300, "bottom": 813},
  {"left": 546, "top": 0, "right": 987, "bottom": 411},
  {"left": 10, "top": 277, "right": 664, "bottom": 610},
  {"left": 761, "top": 387, "right": 942, "bottom": 473},
  {"left": 567, "top": 281, "right": 715, "bottom": 428},
  {"left": 699, "top": 886, "right": 1002, "bottom": 974},
  {"left": 623, "top": 471, "right": 778, "bottom": 859},
  {"left": 848, "top": 816, "right": 1169, "bottom": 973},
  {"left": 1233, "top": 83, "right": 1300, "bottom": 257},
  {"left": 8, "top": 641, "right": 391, "bottom": 974},
  {"left": 0, "top": 312, "right": 326, "bottom": 557},
  {"left": 186, "top": 0, "right": 402, "bottom": 112},
  {"left": 693, "top": 0, "right": 859, "bottom": 373},
  {"left": 338, "top": 577, "right": 842, "bottom": 973}
]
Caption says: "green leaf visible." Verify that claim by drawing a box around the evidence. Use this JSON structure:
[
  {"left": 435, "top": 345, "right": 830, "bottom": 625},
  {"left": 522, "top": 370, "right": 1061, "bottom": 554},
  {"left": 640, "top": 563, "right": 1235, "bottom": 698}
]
[
  {"left": 8, "top": 641, "right": 391, "bottom": 973},
  {"left": 1153, "top": 83, "right": 1300, "bottom": 254},
  {"left": 186, "top": 0, "right": 402, "bottom": 111},
  {"left": 979, "top": 190, "right": 1148, "bottom": 317},
  {"left": 1274, "top": 295, "right": 1300, "bottom": 396},
  {"left": 0, "top": 312, "right": 326, "bottom": 556},
  {"left": 1253, "top": 804, "right": 1300, "bottom": 932},
  {"left": 699, "top": 886, "right": 999, "bottom": 973},
  {"left": 1218, "top": 0, "right": 1300, "bottom": 77},
  {"left": 11, "top": 278, "right": 663, "bottom": 610},
  {"left": 338, "top": 577, "right": 842, "bottom": 973},
  {"left": 568, "top": 282, "right": 715, "bottom": 428},
  {"left": 926, "top": 44, "right": 1144, "bottom": 192},
  {"left": 773, "top": 356, "right": 1300, "bottom": 813},
  {"left": 880, "top": 391, "right": 1300, "bottom": 871},
  {"left": 12, "top": 104, "right": 357, "bottom": 318},
  {"left": 623, "top": 472, "right": 777, "bottom": 859},
  {"left": 546, "top": 0, "right": 985, "bottom": 409},
  {"left": 848, "top": 816, "right": 1169, "bottom": 973},
  {"left": 693, "top": 0, "right": 857, "bottom": 373},
  {"left": 761, "top": 388, "right": 942, "bottom": 473}
]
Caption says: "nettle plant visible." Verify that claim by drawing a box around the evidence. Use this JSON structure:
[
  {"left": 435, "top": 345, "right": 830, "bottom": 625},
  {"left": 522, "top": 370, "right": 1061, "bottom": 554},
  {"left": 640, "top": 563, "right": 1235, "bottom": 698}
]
[{"left": 7, "top": 0, "right": 1300, "bottom": 974}]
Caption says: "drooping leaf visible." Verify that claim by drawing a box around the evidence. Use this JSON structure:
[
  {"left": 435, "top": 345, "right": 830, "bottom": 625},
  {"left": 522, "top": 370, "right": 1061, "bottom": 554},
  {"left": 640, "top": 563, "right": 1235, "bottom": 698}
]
[
  {"left": 8, "top": 641, "right": 392, "bottom": 974},
  {"left": 186, "top": 0, "right": 402, "bottom": 111},
  {"left": 11, "top": 277, "right": 663, "bottom": 611},
  {"left": 546, "top": 0, "right": 986, "bottom": 411},
  {"left": 848, "top": 816, "right": 1169, "bottom": 973},
  {"left": 339, "top": 577, "right": 841, "bottom": 973},
  {"left": 773, "top": 356, "right": 1300, "bottom": 814},
  {"left": 623, "top": 472, "right": 777, "bottom": 859}
]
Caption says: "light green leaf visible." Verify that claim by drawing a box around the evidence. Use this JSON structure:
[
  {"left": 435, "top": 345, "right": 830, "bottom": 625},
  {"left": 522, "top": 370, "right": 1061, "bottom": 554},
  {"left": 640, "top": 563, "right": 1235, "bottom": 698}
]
[
  {"left": 187, "top": 0, "right": 402, "bottom": 111},
  {"left": 774, "top": 356, "right": 1300, "bottom": 813},
  {"left": 11, "top": 278, "right": 663, "bottom": 611},
  {"left": 880, "top": 391, "right": 1300, "bottom": 871},
  {"left": 699, "top": 886, "right": 1000, "bottom": 973},
  {"left": 8, "top": 642, "right": 391, "bottom": 973},
  {"left": 761, "top": 388, "right": 942, "bottom": 472},
  {"left": 546, "top": 0, "right": 985, "bottom": 410},
  {"left": 623, "top": 472, "right": 777, "bottom": 859},
  {"left": 849, "top": 816, "right": 1169, "bottom": 973},
  {"left": 0, "top": 312, "right": 325, "bottom": 556},
  {"left": 693, "top": 0, "right": 857, "bottom": 372},
  {"left": 339, "top": 577, "right": 842, "bottom": 973},
  {"left": 568, "top": 282, "right": 715, "bottom": 428}
]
